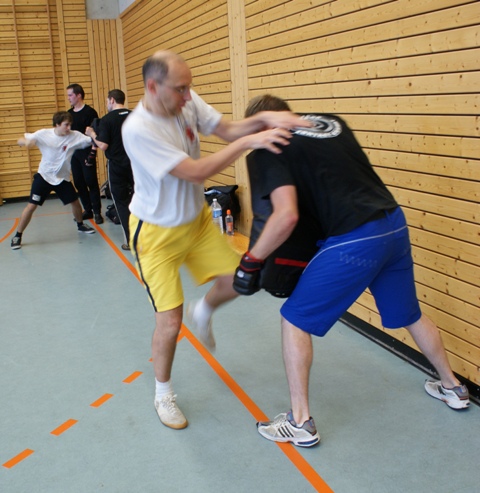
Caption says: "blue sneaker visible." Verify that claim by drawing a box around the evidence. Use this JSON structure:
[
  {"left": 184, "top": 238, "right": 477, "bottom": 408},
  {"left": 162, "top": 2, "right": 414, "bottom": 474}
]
[{"left": 257, "top": 410, "right": 320, "bottom": 447}]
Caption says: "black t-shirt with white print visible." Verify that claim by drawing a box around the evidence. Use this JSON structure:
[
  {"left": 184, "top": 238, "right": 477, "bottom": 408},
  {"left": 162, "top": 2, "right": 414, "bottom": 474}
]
[{"left": 247, "top": 113, "right": 398, "bottom": 241}]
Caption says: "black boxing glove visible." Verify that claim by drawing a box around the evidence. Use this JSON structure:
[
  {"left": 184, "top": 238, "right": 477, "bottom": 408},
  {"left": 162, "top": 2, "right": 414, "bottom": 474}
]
[
  {"left": 233, "top": 251, "right": 264, "bottom": 295},
  {"left": 85, "top": 148, "right": 97, "bottom": 167}
]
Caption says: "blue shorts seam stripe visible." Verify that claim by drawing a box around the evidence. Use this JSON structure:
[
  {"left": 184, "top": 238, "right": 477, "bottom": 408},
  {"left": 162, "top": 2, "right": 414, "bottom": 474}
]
[{"left": 304, "top": 225, "right": 408, "bottom": 273}]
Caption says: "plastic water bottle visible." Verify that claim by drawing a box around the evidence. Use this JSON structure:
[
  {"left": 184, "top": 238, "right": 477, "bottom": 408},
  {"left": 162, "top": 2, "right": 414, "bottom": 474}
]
[
  {"left": 211, "top": 198, "right": 223, "bottom": 233},
  {"left": 225, "top": 209, "right": 234, "bottom": 236}
]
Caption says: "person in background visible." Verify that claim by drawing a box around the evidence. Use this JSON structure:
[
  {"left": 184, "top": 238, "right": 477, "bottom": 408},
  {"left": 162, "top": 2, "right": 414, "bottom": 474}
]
[
  {"left": 233, "top": 94, "right": 470, "bottom": 448},
  {"left": 86, "top": 89, "right": 133, "bottom": 250},
  {"left": 66, "top": 83, "right": 103, "bottom": 224},
  {"left": 122, "top": 50, "right": 308, "bottom": 431},
  {"left": 11, "top": 111, "right": 96, "bottom": 250}
]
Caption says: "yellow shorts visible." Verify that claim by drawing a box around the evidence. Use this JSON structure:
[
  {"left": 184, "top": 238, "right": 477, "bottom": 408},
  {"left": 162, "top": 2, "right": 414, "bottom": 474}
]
[{"left": 129, "top": 205, "right": 240, "bottom": 312}]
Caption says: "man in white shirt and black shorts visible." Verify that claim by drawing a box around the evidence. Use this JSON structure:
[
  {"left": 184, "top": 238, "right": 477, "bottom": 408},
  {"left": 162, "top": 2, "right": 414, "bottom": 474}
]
[{"left": 11, "top": 111, "right": 96, "bottom": 250}]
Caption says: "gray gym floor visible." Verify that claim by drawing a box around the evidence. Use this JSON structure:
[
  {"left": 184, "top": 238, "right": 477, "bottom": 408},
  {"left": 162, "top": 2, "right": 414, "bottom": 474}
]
[{"left": 1, "top": 197, "right": 479, "bottom": 493}]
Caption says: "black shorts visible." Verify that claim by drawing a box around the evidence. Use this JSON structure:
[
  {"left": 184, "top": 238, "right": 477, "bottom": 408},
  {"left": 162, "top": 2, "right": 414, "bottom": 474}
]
[{"left": 29, "top": 173, "right": 78, "bottom": 206}]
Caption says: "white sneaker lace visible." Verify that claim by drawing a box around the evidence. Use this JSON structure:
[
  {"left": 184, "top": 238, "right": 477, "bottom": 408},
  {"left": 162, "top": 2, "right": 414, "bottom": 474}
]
[
  {"left": 271, "top": 413, "right": 289, "bottom": 429},
  {"left": 161, "top": 394, "right": 181, "bottom": 415}
]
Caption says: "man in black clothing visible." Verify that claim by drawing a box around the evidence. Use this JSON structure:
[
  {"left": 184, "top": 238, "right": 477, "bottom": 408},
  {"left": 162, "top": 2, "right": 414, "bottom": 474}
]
[
  {"left": 234, "top": 95, "right": 470, "bottom": 448},
  {"left": 66, "top": 83, "right": 103, "bottom": 224},
  {"left": 86, "top": 89, "right": 133, "bottom": 250}
]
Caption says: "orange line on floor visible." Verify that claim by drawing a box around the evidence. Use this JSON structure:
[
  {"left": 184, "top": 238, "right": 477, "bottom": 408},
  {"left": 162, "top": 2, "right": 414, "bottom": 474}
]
[
  {"left": 0, "top": 218, "right": 18, "bottom": 243},
  {"left": 90, "top": 221, "right": 142, "bottom": 284},
  {"left": 123, "top": 371, "right": 143, "bottom": 384},
  {"left": 51, "top": 419, "right": 78, "bottom": 436},
  {"left": 181, "top": 324, "right": 334, "bottom": 493},
  {"left": 3, "top": 448, "right": 34, "bottom": 469},
  {"left": 183, "top": 325, "right": 267, "bottom": 421},
  {"left": 119, "top": 230, "right": 333, "bottom": 492},
  {"left": 90, "top": 393, "right": 114, "bottom": 408}
]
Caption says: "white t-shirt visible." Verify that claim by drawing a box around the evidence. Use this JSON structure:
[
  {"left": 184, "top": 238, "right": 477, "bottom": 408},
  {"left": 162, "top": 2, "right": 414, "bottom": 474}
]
[
  {"left": 122, "top": 90, "right": 222, "bottom": 227},
  {"left": 25, "top": 129, "right": 92, "bottom": 185}
]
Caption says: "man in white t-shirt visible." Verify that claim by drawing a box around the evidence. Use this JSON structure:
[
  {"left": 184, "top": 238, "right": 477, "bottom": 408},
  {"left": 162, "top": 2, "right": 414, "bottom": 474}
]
[
  {"left": 11, "top": 111, "right": 96, "bottom": 250},
  {"left": 122, "top": 50, "right": 308, "bottom": 430}
]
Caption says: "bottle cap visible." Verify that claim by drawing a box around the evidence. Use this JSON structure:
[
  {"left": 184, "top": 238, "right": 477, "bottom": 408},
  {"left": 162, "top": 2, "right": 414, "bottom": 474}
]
[{"left": 227, "top": 209, "right": 231, "bottom": 214}]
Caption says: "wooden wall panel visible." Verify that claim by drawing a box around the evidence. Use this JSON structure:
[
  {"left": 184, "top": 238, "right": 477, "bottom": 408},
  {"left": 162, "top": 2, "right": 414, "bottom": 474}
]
[
  {"left": 118, "top": 0, "right": 479, "bottom": 386},
  {"left": 241, "top": 0, "right": 479, "bottom": 385},
  {"left": 0, "top": 0, "right": 124, "bottom": 197},
  {"left": 0, "top": 1, "right": 55, "bottom": 199},
  {"left": 1, "top": 0, "right": 478, "bottom": 386},
  {"left": 121, "top": 0, "right": 236, "bottom": 190},
  {"left": 86, "top": 18, "right": 127, "bottom": 184}
]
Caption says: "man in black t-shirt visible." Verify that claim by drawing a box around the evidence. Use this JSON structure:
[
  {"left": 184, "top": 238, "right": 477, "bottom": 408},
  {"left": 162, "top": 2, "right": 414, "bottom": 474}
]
[
  {"left": 67, "top": 83, "right": 103, "bottom": 224},
  {"left": 233, "top": 95, "right": 470, "bottom": 448},
  {"left": 86, "top": 89, "right": 133, "bottom": 250}
]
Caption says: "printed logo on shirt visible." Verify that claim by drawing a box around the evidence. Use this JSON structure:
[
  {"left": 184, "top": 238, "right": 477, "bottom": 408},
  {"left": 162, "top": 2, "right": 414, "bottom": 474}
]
[
  {"left": 294, "top": 115, "right": 342, "bottom": 139},
  {"left": 186, "top": 126, "right": 195, "bottom": 142},
  {"left": 62, "top": 145, "right": 67, "bottom": 152}
]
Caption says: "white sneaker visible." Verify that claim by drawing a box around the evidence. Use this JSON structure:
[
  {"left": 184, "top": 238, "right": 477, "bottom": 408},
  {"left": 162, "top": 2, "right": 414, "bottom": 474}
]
[
  {"left": 154, "top": 392, "right": 188, "bottom": 429},
  {"left": 424, "top": 380, "right": 470, "bottom": 410},
  {"left": 186, "top": 299, "right": 216, "bottom": 352},
  {"left": 257, "top": 410, "right": 320, "bottom": 448}
]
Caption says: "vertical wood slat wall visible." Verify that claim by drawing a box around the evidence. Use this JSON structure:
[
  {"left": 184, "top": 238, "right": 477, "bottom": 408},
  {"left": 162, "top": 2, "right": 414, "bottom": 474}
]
[
  {"left": 86, "top": 17, "right": 127, "bottom": 184},
  {"left": 240, "top": 0, "right": 479, "bottom": 386},
  {"left": 121, "top": 0, "right": 237, "bottom": 189},
  {"left": 0, "top": 0, "right": 125, "bottom": 196},
  {"left": 0, "top": 0, "right": 57, "bottom": 198},
  {"left": 120, "top": 0, "right": 479, "bottom": 386},
  {"left": 0, "top": 1, "right": 478, "bottom": 387}
]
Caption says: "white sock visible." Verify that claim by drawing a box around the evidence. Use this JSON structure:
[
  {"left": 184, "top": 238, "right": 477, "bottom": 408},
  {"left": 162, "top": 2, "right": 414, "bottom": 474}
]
[
  {"left": 155, "top": 379, "right": 173, "bottom": 399},
  {"left": 194, "top": 296, "right": 214, "bottom": 326}
]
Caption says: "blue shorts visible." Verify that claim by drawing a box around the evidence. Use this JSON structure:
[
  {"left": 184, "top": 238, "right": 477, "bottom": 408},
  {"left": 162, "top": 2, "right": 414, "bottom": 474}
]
[{"left": 281, "top": 207, "right": 422, "bottom": 337}]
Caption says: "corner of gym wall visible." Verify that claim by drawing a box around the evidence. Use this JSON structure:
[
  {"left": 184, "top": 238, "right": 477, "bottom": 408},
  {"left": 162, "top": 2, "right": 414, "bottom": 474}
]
[{"left": 0, "top": 0, "right": 126, "bottom": 199}]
